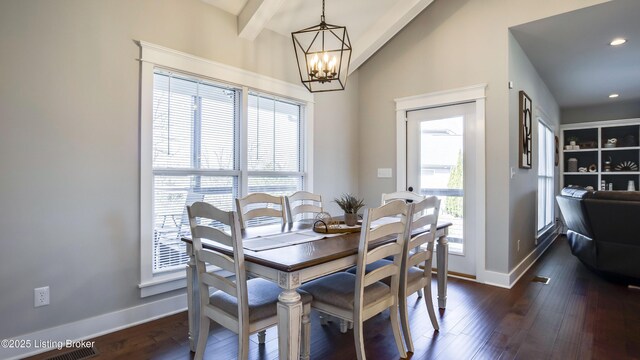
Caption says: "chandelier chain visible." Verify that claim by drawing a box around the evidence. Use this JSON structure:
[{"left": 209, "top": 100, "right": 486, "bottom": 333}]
[{"left": 321, "top": 0, "right": 325, "bottom": 22}]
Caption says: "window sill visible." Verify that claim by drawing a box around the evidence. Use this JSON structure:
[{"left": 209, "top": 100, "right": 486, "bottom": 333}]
[
  {"left": 139, "top": 271, "right": 187, "bottom": 298},
  {"left": 139, "top": 265, "right": 223, "bottom": 298}
]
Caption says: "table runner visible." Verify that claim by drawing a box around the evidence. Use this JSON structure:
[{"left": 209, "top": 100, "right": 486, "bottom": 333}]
[{"left": 243, "top": 229, "right": 344, "bottom": 251}]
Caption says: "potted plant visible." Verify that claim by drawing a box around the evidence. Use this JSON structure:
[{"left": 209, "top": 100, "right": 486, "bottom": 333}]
[{"left": 334, "top": 193, "right": 365, "bottom": 226}]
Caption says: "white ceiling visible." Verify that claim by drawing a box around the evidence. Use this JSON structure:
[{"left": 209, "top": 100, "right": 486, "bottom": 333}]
[
  {"left": 511, "top": 0, "right": 640, "bottom": 108},
  {"left": 201, "top": 0, "right": 435, "bottom": 73}
]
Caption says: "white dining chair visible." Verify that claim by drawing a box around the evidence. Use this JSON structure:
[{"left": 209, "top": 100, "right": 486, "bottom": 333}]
[
  {"left": 186, "top": 201, "right": 312, "bottom": 360},
  {"left": 285, "top": 191, "right": 323, "bottom": 224},
  {"left": 301, "top": 201, "right": 410, "bottom": 360},
  {"left": 346, "top": 196, "right": 441, "bottom": 346},
  {"left": 399, "top": 196, "right": 441, "bottom": 351},
  {"left": 235, "top": 193, "right": 286, "bottom": 229}
]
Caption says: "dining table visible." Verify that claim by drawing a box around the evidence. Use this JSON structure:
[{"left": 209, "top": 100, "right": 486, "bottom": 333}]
[{"left": 182, "top": 219, "right": 452, "bottom": 360}]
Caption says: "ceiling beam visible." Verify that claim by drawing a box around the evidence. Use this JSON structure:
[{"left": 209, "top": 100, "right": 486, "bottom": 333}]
[
  {"left": 238, "top": 0, "right": 286, "bottom": 40},
  {"left": 349, "top": 0, "right": 435, "bottom": 74}
]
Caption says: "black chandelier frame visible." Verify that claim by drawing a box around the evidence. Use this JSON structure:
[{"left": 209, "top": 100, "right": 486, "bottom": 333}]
[{"left": 291, "top": 1, "right": 352, "bottom": 93}]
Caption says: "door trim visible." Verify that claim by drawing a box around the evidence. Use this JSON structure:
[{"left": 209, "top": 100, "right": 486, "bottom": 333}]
[{"left": 394, "top": 84, "right": 487, "bottom": 283}]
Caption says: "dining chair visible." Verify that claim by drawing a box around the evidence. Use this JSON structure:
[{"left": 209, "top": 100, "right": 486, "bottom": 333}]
[
  {"left": 381, "top": 190, "right": 425, "bottom": 205},
  {"left": 285, "top": 191, "right": 323, "bottom": 224},
  {"left": 398, "top": 196, "right": 441, "bottom": 351},
  {"left": 186, "top": 201, "right": 312, "bottom": 360},
  {"left": 346, "top": 196, "right": 441, "bottom": 347},
  {"left": 235, "top": 193, "right": 286, "bottom": 229},
  {"left": 300, "top": 201, "right": 410, "bottom": 360}
]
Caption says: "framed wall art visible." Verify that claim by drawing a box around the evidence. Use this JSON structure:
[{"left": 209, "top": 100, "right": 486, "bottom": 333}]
[
  {"left": 519, "top": 90, "right": 532, "bottom": 169},
  {"left": 554, "top": 135, "right": 559, "bottom": 166}
]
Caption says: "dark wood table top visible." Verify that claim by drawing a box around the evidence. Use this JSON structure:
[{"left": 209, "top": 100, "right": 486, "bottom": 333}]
[{"left": 183, "top": 220, "right": 452, "bottom": 273}]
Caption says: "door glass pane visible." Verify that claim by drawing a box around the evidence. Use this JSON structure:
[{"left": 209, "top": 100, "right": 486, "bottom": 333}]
[{"left": 419, "top": 117, "right": 464, "bottom": 253}]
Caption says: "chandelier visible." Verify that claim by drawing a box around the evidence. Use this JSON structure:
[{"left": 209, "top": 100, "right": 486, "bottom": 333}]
[{"left": 291, "top": 0, "right": 352, "bottom": 93}]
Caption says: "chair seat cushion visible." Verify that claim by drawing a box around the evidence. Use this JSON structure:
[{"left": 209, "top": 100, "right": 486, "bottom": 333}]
[
  {"left": 300, "top": 272, "right": 390, "bottom": 311},
  {"left": 210, "top": 278, "right": 312, "bottom": 323},
  {"left": 346, "top": 259, "right": 425, "bottom": 286}
]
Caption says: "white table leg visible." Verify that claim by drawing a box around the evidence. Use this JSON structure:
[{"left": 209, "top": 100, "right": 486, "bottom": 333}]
[
  {"left": 277, "top": 289, "right": 302, "bottom": 360},
  {"left": 186, "top": 243, "right": 198, "bottom": 352},
  {"left": 436, "top": 230, "right": 449, "bottom": 309},
  {"left": 277, "top": 271, "right": 302, "bottom": 360}
]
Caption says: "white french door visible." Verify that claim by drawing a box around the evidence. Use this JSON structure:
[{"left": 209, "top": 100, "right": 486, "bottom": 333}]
[{"left": 406, "top": 102, "right": 478, "bottom": 276}]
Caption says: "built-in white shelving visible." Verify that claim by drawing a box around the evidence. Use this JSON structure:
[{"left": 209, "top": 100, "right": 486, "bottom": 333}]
[{"left": 560, "top": 118, "right": 640, "bottom": 191}]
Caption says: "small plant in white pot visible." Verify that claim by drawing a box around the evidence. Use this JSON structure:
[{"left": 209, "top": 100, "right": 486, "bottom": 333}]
[{"left": 334, "top": 194, "right": 365, "bottom": 226}]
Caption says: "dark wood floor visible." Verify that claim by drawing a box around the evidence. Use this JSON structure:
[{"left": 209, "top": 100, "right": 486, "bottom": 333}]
[{"left": 29, "top": 237, "right": 640, "bottom": 360}]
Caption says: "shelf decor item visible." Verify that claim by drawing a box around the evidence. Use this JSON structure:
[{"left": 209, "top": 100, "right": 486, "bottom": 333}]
[
  {"left": 334, "top": 193, "right": 365, "bottom": 226},
  {"left": 628, "top": 181, "right": 636, "bottom": 191},
  {"left": 604, "top": 138, "right": 617, "bottom": 148},
  {"left": 518, "top": 91, "right": 533, "bottom": 169},
  {"left": 568, "top": 158, "right": 578, "bottom": 172},
  {"left": 614, "top": 161, "right": 639, "bottom": 171}
]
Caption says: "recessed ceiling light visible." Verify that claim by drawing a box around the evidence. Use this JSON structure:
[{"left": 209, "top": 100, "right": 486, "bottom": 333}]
[
  {"left": 610, "top": 38, "right": 627, "bottom": 46},
  {"left": 609, "top": 93, "right": 619, "bottom": 98}
]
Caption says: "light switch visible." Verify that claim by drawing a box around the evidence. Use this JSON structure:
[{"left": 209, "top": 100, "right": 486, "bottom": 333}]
[{"left": 377, "top": 168, "right": 392, "bottom": 178}]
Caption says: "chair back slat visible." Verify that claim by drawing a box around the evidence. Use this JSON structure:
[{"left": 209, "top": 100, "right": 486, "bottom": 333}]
[
  {"left": 197, "top": 250, "right": 236, "bottom": 273},
  {"left": 244, "top": 208, "right": 284, "bottom": 220},
  {"left": 285, "top": 191, "right": 323, "bottom": 223},
  {"left": 191, "top": 225, "right": 234, "bottom": 248},
  {"left": 366, "top": 242, "right": 402, "bottom": 264},
  {"left": 235, "top": 193, "right": 285, "bottom": 229},
  {"left": 364, "top": 263, "right": 399, "bottom": 287},
  {"left": 408, "top": 250, "right": 430, "bottom": 268},
  {"left": 200, "top": 271, "right": 237, "bottom": 297},
  {"left": 408, "top": 227, "right": 436, "bottom": 249},
  {"left": 369, "top": 222, "right": 405, "bottom": 242},
  {"left": 381, "top": 191, "right": 425, "bottom": 205},
  {"left": 290, "top": 204, "right": 322, "bottom": 217},
  {"left": 410, "top": 213, "right": 438, "bottom": 233}
]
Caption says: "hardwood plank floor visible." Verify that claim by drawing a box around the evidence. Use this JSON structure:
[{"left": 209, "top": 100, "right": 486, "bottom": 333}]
[{"left": 27, "top": 237, "right": 640, "bottom": 360}]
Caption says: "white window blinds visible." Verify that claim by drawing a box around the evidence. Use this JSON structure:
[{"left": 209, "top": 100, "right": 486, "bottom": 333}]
[{"left": 152, "top": 71, "right": 240, "bottom": 273}]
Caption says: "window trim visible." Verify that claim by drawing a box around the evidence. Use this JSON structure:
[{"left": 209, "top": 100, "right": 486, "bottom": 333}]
[
  {"left": 138, "top": 41, "right": 314, "bottom": 296},
  {"left": 536, "top": 118, "right": 555, "bottom": 238}
]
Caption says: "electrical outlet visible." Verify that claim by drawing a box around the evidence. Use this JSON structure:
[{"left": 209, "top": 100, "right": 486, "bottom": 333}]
[{"left": 34, "top": 286, "right": 49, "bottom": 307}]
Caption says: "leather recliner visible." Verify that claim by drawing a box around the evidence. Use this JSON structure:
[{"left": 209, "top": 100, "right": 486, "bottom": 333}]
[{"left": 556, "top": 186, "right": 640, "bottom": 282}]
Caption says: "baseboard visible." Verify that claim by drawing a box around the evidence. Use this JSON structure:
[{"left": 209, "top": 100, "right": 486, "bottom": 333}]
[
  {"left": 0, "top": 294, "right": 187, "bottom": 360},
  {"left": 508, "top": 233, "right": 558, "bottom": 287},
  {"left": 478, "top": 233, "right": 558, "bottom": 289}
]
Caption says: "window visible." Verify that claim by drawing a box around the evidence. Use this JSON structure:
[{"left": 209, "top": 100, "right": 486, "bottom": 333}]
[
  {"left": 537, "top": 120, "right": 554, "bottom": 234},
  {"left": 138, "top": 41, "right": 313, "bottom": 296},
  {"left": 151, "top": 71, "right": 305, "bottom": 274},
  {"left": 151, "top": 71, "right": 240, "bottom": 273}
]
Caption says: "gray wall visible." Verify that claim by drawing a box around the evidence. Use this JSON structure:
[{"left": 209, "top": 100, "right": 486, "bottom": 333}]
[
  {"left": 508, "top": 33, "right": 561, "bottom": 268},
  {"left": 355, "top": 0, "right": 606, "bottom": 274},
  {"left": 313, "top": 72, "right": 361, "bottom": 215},
  {"left": 562, "top": 100, "right": 640, "bottom": 124},
  {"left": 0, "top": 0, "right": 358, "bottom": 339}
]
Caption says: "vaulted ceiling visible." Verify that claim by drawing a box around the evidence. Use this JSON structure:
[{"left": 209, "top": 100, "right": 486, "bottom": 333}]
[{"left": 201, "top": 0, "right": 435, "bottom": 73}]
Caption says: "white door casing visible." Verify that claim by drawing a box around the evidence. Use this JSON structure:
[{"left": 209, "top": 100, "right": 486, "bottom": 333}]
[{"left": 395, "top": 84, "right": 487, "bottom": 282}]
